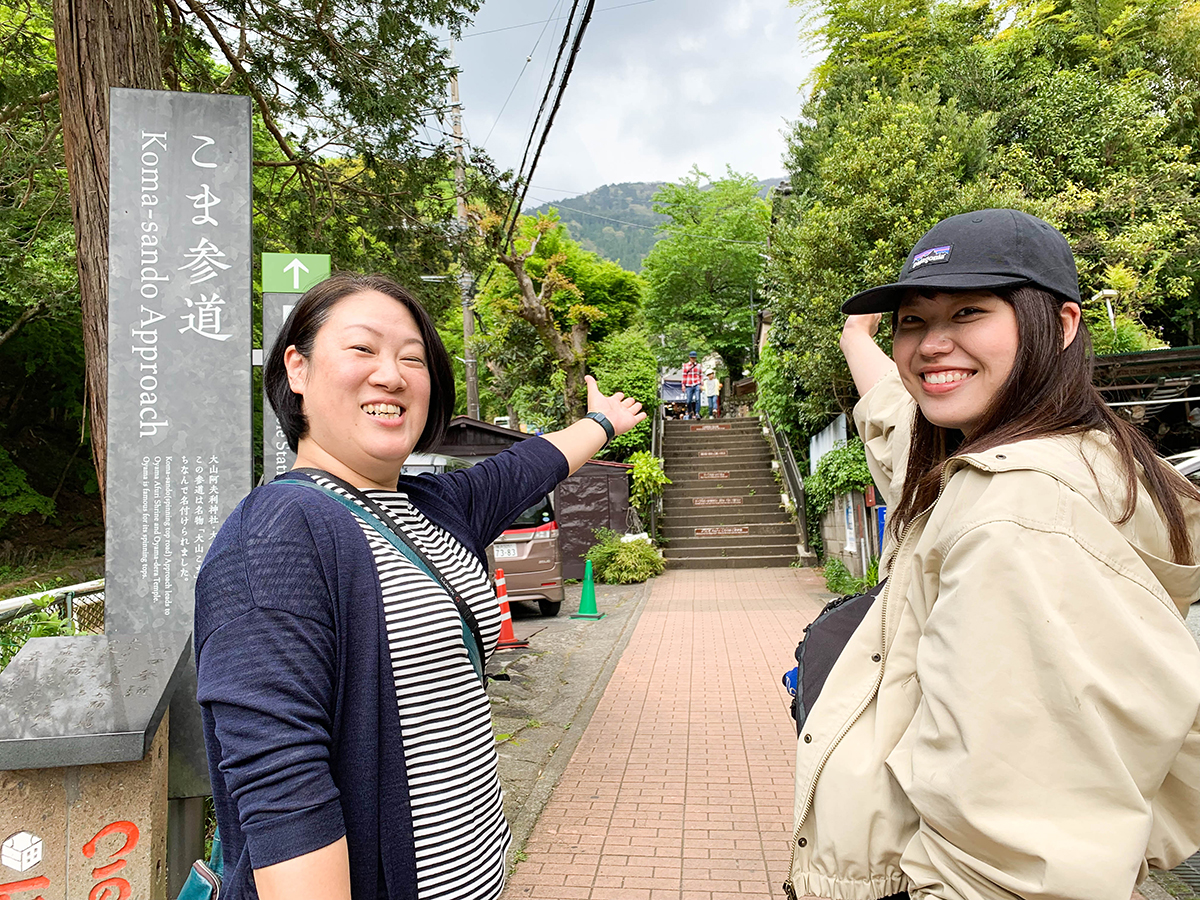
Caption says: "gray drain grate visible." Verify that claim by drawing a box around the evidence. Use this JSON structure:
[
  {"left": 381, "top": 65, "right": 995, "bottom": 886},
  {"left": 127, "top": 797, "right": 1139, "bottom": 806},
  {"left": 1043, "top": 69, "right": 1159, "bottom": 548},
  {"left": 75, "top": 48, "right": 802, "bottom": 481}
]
[{"left": 1174, "top": 850, "right": 1200, "bottom": 894}]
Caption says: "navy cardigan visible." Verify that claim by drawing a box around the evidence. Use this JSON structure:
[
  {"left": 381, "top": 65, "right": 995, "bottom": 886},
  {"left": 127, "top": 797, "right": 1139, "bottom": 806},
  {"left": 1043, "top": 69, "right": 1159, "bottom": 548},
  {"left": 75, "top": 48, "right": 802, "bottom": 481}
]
[{"left": 194, "top": 438, "right": 569, "bottom": 899}]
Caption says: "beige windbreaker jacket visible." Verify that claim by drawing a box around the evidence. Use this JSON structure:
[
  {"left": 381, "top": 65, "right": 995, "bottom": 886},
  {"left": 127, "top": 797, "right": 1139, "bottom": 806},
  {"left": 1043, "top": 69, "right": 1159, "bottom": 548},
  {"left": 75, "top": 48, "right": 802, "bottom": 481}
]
[{"left": 787, "top": 370, "right": 1200, "bottom": 900}]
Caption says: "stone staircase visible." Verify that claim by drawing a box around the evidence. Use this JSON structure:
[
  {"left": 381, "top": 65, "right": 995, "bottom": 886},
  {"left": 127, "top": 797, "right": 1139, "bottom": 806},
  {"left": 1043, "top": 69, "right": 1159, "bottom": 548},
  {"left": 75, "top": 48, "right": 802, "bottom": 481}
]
[{"left": 660, "top": 416, "right": 802, "bottom": 569}]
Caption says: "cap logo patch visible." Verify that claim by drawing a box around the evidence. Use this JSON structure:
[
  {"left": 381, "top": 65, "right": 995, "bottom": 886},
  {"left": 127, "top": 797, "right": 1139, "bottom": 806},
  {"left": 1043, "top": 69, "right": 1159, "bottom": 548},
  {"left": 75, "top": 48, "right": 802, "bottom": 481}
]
[{"left": 911, "top": 244, "right": 952, "bottom": 270}]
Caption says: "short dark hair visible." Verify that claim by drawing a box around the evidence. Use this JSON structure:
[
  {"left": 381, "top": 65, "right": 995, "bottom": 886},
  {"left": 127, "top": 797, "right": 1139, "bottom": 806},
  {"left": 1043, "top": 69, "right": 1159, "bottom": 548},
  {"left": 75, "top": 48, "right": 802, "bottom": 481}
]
[{"left": 264, "top": 272, "right": 455, "bottom": 454}]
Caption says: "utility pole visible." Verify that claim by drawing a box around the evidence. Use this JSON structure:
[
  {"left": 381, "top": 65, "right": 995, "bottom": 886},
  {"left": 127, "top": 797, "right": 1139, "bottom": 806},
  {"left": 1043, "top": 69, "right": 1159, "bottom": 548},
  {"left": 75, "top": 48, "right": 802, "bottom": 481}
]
[{"left": 449, "top": 43, "right": 480, "bottom": 419}]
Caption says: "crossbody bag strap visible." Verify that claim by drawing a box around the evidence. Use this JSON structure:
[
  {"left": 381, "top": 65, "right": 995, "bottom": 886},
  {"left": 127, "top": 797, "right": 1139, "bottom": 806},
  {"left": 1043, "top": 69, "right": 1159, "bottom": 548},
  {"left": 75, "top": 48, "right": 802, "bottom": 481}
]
[{"left": 275, "top": 469, "right": 487, "bottom": 682}]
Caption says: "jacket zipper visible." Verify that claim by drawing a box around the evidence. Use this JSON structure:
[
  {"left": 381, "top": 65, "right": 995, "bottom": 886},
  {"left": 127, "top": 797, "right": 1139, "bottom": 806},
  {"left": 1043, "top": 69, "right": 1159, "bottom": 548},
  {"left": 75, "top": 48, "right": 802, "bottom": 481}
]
[{"left": 783, "top": 472, "right": 948, "bottom": 898}]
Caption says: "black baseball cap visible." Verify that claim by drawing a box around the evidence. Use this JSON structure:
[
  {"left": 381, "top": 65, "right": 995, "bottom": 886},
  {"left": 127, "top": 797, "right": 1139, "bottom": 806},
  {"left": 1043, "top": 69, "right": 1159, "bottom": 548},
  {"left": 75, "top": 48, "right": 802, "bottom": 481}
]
[{"left": 842, "top": 209, "right": 1081, "bottom": 314}]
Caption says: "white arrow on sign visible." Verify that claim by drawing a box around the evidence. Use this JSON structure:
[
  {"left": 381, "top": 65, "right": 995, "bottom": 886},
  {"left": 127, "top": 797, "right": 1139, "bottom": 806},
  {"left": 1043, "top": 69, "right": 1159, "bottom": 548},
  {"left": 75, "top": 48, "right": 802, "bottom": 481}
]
[{"left": 283, "top": 257, "right": 309, "bottom": 290}]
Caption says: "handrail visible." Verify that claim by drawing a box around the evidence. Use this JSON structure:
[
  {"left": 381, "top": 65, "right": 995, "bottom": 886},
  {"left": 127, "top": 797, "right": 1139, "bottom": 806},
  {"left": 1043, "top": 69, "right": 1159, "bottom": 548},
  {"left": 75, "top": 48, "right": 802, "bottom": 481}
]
[
  {"left": 649, "top": 379, "right": 665, "bottom": 540},
  {"left": 761, "top": 412, "right": 814, "bottom": 559},
  {"left": 0, "top": 578, "right": 105, "bottom": 626}
]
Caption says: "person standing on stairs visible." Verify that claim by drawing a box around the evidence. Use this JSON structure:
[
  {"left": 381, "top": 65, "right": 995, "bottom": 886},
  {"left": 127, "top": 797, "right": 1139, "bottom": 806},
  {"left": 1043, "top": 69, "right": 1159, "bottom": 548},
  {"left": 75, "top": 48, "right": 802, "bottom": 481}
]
[
  {"left": 702, "top": 369, "right": 721, "bottom": 418},
  {"left": 682, "top": 350, "right": 702, "bottom": 419}
]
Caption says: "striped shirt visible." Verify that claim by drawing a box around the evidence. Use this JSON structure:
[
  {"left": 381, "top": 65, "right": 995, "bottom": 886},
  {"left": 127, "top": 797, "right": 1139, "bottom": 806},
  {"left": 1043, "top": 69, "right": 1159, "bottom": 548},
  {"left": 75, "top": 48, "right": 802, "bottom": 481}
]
[{"left": 317, "top": 476, "right": 510, "bottom": 900}]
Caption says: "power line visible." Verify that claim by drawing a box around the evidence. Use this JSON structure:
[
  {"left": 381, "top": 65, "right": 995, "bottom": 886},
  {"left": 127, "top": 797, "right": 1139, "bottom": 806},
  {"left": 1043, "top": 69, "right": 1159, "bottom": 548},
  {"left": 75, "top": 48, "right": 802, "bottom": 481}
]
[
  {"left": 482, "top": 0, "right": 565, "bottom": 147},
  {"left": 505, "top": 0, "right": 598, "bottom": 251},
  {"left": 462, "top": 0, "right": 657, "bottom": 39},
  {"left": 528, "top": 197, "right": 767, "bottom": 246},
  {"left": 502, "top": 0, "right": 584, "bottom": 242}
]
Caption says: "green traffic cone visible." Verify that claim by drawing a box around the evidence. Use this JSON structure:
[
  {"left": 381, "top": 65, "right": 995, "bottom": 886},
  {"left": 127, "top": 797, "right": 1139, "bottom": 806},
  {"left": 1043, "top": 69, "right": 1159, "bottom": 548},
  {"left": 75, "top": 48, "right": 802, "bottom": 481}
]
[{"left": 571, "top": 559, "right": 606, "bottom": 619}]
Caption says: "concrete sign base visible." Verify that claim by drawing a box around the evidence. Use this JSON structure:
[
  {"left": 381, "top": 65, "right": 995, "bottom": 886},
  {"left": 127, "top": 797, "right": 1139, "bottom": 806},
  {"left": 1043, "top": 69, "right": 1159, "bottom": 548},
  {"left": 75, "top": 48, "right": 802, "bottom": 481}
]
[{"left": 0, "top": 714, "right": 169, "bottom": 900}]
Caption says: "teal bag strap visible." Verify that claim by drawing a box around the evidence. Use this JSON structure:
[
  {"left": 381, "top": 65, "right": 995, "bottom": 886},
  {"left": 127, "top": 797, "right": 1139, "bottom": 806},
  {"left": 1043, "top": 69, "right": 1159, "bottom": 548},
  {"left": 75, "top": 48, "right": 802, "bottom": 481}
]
[{"left": 274, "top": 475, "right": 486, "bottom": 681}]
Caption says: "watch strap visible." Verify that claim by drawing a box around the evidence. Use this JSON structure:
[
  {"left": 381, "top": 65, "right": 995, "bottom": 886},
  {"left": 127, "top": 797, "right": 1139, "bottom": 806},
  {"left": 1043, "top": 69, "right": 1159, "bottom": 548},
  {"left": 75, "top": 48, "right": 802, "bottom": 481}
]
[{"left": 584, "top": 411, "right": 615, "bottom": 446}]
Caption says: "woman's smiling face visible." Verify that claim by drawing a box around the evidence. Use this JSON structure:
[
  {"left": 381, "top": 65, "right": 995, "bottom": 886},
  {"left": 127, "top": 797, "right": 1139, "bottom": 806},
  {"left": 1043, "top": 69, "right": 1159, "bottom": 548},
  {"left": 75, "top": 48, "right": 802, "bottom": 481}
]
[
  {"left": 285, "top": 289, "right": 431, "bottom": 490},
  {"left": 892, "top": 290, "right": 1020, "bottom": 437}
]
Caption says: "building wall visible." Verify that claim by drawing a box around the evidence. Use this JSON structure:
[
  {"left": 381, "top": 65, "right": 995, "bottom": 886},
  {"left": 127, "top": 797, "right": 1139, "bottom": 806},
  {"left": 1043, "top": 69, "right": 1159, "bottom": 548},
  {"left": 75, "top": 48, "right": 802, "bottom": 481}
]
[{"left": 819, "top": 491, "right": 885, "bottom": 579}]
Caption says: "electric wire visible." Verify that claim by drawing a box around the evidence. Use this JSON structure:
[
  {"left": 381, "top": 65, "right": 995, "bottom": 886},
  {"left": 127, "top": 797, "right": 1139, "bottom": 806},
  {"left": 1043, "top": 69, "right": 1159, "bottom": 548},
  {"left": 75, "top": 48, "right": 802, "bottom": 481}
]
[
  {"left": 505, "top": 0, "right": 598, "bottom": 251},
  {"left": 503, "top": 0, "right": 582, "bottom": 242},
  {"left": 483, "top": 0, "right": 565, "bottom": 147},
  {"left": 462, "top": 0, "right": 657, "bottom": 39}
]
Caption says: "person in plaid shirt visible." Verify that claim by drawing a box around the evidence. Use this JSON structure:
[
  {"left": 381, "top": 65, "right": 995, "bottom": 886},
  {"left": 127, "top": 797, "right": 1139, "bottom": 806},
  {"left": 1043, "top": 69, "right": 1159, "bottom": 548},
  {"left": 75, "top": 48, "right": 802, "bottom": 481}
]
[{"left": 682, "top": 351, "right": 702, "bottom": 419}]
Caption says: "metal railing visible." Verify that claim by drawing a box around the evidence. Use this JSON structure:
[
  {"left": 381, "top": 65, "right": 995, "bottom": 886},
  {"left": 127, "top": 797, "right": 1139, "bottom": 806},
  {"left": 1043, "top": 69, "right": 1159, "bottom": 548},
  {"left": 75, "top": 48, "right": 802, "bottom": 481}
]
[
  {"left": 649, "top": 390, "right": 665, "bottom": 541},
  {"left": 0, "top": 578, "right": 106, "bottom": 633},
  {"left": 761, "top": 412, "right": 814, "bottom": 560}
]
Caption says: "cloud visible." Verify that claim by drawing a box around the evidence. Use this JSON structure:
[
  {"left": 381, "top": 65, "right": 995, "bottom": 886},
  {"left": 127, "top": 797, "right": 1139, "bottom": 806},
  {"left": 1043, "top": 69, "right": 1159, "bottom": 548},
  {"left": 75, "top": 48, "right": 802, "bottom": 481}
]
[{"left": 455, "top": 0, "right": 819, "bottom": 203}]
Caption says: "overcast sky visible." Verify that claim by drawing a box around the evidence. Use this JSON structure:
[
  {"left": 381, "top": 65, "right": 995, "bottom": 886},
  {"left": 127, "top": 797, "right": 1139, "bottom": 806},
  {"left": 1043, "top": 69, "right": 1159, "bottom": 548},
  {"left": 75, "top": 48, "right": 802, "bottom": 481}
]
[{"left": 448, "top": 0, "right": 819, "bottom": 206}]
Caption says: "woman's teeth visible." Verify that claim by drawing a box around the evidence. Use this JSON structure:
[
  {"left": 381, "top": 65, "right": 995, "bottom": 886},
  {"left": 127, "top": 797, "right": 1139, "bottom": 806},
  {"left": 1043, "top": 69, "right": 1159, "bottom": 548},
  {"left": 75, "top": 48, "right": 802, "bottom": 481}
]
[
  {"left": 923, "top": 371, "right": 972, "bottom": 385},
  {"left": 363, "top": 403, "right": 403, "bottom": 418}
]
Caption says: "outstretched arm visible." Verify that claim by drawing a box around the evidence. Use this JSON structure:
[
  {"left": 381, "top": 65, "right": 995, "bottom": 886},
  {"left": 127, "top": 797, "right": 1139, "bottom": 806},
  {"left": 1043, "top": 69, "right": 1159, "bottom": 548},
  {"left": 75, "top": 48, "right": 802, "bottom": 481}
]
[
  {"left": 543, "top": 375, "right": 647, "bottom": 475},
  {"left": 840, "top": 313, "right": 896, "bottom": 396}
]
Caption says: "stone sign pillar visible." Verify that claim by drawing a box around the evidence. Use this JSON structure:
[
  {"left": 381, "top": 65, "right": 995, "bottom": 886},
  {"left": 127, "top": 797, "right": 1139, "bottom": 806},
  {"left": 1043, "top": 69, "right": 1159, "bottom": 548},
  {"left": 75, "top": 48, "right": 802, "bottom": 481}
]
[
  {"left": 105, "top": 88, "right": 253, "bottom": 799},
  {"left": 0, "top": 87, "right": 253, "bottom": 900}
]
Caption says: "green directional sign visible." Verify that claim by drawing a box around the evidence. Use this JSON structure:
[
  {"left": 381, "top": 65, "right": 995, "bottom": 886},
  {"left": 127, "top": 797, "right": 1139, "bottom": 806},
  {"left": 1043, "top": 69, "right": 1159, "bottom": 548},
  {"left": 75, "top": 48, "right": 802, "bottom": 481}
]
[{"left": 262, "top": 252, "right": 330, "bottom": 293}]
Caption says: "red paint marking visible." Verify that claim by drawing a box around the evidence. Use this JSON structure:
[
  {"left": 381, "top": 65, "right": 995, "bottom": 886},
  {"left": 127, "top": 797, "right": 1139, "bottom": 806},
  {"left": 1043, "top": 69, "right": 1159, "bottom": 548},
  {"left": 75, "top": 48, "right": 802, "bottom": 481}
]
[
  {"left": 0, "top": 875, "right": 50, "bottom": 900},
  {"left": 697, "top": 471, "right": 729, "bottom": 479},
  {"left": 694, "top": 526, "right": 750, "bottom": 537},
  {"left": 83, "top": 821, "right": 139, "bottom": 860},
  {"left": 92, "top": 860, "right": 127, "bottom": 879},
  {"left": 88, "top": 879, "right": 131, "bottom": 900},
  {"left": 689, "top": 423, "right": 731, "bottom": 431}
]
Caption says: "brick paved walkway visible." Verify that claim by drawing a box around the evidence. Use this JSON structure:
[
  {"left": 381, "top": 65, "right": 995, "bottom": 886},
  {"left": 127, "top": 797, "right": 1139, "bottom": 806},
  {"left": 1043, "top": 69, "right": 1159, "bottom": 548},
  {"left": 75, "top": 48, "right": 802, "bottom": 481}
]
[
  {"left": 501, "top": 566, "right": 1152, "bottom": 900},
  {"left": 502, "top": 566, "right": 826, "bottom": 900}
]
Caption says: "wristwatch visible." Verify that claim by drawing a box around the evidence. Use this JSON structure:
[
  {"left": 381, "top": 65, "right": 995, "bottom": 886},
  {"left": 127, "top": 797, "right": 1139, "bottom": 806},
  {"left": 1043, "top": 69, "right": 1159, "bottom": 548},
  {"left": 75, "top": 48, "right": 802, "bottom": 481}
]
[{"left": 584, "top": 411, "right": 615, "bottom": 447}]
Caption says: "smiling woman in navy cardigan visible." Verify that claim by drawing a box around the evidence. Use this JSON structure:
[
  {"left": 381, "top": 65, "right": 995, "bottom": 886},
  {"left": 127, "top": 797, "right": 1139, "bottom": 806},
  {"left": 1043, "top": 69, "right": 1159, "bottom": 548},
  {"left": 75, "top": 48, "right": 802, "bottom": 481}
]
[{"left": 195, "top": 272, "right": 645, "bottom": 900}]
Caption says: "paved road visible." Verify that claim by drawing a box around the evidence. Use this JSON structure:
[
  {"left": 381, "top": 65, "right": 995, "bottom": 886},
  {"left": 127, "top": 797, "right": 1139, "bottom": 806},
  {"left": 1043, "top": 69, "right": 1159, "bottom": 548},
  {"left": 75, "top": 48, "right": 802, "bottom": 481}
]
[
  {"left": 490, "top": 580, "right": 652, "bottom": 854},
  {"left": 493, "top": 568, "right": 1166, "bottom": 900}
]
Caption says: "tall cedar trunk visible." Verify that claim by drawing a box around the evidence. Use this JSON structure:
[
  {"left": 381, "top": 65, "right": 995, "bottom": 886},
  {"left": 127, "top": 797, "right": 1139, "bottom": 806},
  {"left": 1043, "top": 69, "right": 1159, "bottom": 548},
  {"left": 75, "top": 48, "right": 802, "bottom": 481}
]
[{"left": 53, "top": 0, "right": 162, "bottom": 510}]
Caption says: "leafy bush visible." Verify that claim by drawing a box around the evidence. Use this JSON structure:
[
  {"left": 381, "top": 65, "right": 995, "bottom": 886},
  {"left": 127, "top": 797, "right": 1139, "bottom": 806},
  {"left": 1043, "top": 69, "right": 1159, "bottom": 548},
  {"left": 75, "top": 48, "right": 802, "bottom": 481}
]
[
  {"left": 0, "top": 446, "right": 55, "bottom": 532},
  {"left": 586, "top": 528, "right": 665, "bottom": 584},
  {"left": 628, "top": 451, "right": 670, "bottom": 520},
  {"left": 0, "top": 595, "right": 74, "bottom": 672},
  {"left": 805, "top": 437, "right": 875, "bottom": 558},
  {"left": 823, "top": 556, "right": 879, "bottom": 595}
]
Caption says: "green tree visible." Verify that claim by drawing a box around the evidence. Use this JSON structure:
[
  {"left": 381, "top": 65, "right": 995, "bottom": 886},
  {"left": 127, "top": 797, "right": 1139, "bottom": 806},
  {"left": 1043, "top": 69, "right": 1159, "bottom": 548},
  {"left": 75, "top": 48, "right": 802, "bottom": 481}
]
[
  {"left": 642, "top": 167, "right": 769, "bottom": 379},
  {"left": 763, "top": 0, "right": 1200, "bottom": 437},
  {"left": 480, "top": 213, "right": 646, "bottom": 426},
  {"left": 589, "top": 326, "right": 658, "bottom": 460}
]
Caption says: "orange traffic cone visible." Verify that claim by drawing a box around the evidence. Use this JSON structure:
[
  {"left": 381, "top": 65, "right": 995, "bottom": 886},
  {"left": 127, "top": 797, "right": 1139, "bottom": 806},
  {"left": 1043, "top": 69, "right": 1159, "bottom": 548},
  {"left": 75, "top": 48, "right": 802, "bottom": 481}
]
[{"left": 494, "top": 569, "right": 530, "bottom": 650}]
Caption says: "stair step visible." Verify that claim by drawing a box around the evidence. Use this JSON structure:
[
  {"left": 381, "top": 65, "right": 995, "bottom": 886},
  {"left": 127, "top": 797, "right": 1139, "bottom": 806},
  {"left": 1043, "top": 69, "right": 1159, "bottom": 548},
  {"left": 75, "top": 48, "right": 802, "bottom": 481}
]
[
  {"left": 663, "top": 498, "right": 786, "bottom": 515},
  {"left": 661, "top": 521, "right": 798, "bottom": 538},
  {"left": 664, "top": 534, "right": 799, "bottom": 553},
  {"left": 666, "top": 553, "right": 797, "bottom": 570},
  {"left": 665, "top": 456, "right": 774, "bottom": 470}
]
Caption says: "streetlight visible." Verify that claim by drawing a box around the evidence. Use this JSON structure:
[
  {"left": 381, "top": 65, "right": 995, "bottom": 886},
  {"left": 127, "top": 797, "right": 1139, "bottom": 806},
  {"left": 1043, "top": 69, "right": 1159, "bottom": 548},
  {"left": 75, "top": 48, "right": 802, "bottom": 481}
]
[{"left": 1092, "top": 289, "right": 1119, "bottom": 330}]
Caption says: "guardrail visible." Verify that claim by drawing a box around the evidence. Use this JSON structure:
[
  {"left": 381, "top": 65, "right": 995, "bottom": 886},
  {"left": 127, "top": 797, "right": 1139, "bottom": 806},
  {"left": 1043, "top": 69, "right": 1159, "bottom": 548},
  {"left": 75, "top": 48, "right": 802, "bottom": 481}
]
[
  {"left": 761, "top": 412, "right": 815, "bottom": 560},
  {"left": 0, "top": 578, "right": 106, "bottom": 633}
]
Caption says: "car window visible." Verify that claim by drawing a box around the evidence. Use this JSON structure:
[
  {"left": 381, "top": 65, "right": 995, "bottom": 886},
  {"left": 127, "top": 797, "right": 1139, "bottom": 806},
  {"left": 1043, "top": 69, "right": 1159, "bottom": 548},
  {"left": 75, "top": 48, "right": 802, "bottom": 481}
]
[{"left": 510, "top": 495, "right": 554, "bottom": 528}]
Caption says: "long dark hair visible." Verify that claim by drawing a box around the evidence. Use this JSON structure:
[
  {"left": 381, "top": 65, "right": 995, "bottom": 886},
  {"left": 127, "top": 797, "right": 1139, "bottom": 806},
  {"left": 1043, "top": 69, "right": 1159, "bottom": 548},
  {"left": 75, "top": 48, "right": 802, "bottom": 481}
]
[
  {"left": 264, "top": 272, "right": 455, "bottom": 453},
  {"left": 889, "top": 286, "right": 1200, "bottom": 564}
]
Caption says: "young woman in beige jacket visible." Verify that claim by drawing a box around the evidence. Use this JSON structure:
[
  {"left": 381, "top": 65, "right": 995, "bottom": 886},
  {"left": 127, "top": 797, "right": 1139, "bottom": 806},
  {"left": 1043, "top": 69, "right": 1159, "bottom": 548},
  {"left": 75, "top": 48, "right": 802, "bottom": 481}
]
[{"left": 786, "top": 209, "right": 1200, "bottom": 900}]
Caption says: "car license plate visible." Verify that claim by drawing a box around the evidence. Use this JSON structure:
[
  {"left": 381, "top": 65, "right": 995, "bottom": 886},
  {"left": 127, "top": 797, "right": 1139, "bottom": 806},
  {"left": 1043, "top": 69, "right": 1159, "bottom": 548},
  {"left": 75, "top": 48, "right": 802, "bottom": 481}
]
[{"left": 494, "top": 544, "right": 518, "bottom": 559}]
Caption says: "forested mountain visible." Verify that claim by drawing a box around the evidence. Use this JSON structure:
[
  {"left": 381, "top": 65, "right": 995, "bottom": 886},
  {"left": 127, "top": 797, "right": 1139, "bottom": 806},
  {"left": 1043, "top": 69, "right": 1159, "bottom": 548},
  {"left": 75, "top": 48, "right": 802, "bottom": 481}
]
[{"left": 527, "top": 178, "right": 785, "bottom": 272}]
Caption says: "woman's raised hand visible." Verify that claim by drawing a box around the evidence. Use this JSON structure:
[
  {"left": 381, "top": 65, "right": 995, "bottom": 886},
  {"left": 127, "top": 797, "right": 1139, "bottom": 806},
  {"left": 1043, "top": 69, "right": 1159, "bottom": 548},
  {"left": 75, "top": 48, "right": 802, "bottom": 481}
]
[{"left": 585, "top": 375, "right": 647, "bottom": 437}]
